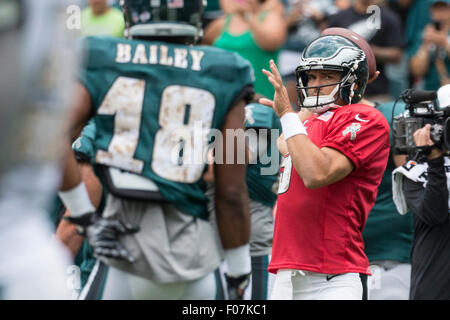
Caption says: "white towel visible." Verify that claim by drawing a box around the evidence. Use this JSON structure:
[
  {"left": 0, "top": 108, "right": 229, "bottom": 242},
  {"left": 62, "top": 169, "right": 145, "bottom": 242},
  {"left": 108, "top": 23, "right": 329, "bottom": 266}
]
[{"left": 392, "top": 160, "right": 428, "bottom": 215}]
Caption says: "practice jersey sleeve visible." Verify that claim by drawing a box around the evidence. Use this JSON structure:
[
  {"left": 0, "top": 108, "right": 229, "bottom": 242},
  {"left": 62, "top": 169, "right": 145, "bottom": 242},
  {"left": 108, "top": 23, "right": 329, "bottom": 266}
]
[
  {"left": 72, "top": 119, "right": 97, "bottom": 163},
  {"left": 245, "top": 103, "right": 277, "bottom": 129},
  {"left": 320, "top": 106, "right": 390, "bottom": 169}
]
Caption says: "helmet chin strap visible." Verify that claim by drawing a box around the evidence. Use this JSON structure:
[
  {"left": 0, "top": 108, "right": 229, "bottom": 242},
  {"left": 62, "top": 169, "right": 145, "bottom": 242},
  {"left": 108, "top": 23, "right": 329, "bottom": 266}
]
[{"left": 302, "top": 83, "right": 340, "bottom": 108}]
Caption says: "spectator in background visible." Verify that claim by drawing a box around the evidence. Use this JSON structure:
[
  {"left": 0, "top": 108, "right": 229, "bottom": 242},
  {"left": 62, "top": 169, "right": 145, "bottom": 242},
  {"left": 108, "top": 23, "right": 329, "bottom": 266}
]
[
  {"left": 409, "top": 0, "right": 450, "bottom": 91},
  {"left": 203, "top": 0, "right": 287, "bottom": 99},
  {"left": 327, "top": 0, "right": 404, "bottom": 102},
  {"left": 81, "top": 0, "right": 125, "bottom": 37},
  {"left": 404, "top": 0, "right": 432, "bottom": 82}
]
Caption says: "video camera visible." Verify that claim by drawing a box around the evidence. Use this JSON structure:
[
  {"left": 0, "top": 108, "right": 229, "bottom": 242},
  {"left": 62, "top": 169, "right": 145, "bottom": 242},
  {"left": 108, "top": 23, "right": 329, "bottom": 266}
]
[{"left": 392, "top": 89, "right": 450, "bottom": 156}]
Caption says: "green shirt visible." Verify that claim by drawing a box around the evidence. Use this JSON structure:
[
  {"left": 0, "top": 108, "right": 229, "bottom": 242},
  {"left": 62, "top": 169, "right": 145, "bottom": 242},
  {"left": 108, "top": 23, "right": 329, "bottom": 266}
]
[
  {"left": 214, "top": 14, "right": 279, "bottom": 99},
  {"left": 81, "top": 7, "right": 125, "bottom": 38},
  {"left": 79, "top": 36, "right": 254, "bottom": 219},
  {"left": 362, "top": 101, "right": 414, "bottom": 263},
  {"left": 245, "top": 103, "right": 281, "bottom": 207}
]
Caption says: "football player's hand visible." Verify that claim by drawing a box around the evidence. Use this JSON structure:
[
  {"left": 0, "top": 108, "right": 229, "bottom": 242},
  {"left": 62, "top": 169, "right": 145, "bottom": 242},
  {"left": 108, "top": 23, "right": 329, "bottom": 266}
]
[
  {"left": 65, "top": 213, "right": 139, "bottom": 263},
  {"left": 225, "top": 272, "right": 251, "bottom": 300},
  {"left": 86, "top": 217, "right": 139, "bottom": 263},
  {"left": 260, "top": 60, "right": 292, "bottom": 118}
]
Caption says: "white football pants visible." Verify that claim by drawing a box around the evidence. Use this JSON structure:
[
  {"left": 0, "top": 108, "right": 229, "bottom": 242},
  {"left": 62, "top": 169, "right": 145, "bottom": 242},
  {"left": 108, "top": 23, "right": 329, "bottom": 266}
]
[{"left": 270, "top": 269, "right": 363, "bottom": 300}]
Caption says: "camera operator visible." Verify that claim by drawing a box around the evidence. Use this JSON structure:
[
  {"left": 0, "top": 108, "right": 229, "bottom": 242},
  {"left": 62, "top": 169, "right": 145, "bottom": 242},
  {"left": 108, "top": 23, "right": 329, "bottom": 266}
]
[{"left": 393, "top": 85, "right": 450, "bottom": 300}]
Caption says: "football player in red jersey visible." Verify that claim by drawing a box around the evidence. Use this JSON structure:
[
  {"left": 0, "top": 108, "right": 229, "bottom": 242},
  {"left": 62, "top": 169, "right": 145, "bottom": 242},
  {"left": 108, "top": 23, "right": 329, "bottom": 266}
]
[{"left": 260, "top": 31, "right": 390, "bottom": 300}]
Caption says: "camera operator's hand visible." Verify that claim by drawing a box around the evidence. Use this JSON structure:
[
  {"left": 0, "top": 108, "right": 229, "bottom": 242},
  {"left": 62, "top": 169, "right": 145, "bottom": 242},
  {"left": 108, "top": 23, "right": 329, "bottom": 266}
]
[
  {"left": 414, "top": 124, "right": 443, "bottom": 159},
  {"left": 414, "top": 124, "right": 434, "bottom": 147}
]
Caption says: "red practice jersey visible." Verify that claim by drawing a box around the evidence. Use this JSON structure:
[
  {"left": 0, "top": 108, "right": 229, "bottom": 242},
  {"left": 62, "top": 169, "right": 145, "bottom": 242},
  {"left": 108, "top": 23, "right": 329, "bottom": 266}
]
[{"left": 269, "top": 104, "right": 390, "bottom": 275}]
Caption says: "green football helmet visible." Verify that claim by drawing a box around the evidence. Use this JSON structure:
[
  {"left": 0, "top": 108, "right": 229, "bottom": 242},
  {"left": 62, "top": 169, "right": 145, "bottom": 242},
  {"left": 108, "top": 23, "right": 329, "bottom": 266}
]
[
  {"left": 295, "top": 35, "right": 369, "bottom": 112},
  {"left": 120, "top": 0, "right": 206, "bottom": 42}
]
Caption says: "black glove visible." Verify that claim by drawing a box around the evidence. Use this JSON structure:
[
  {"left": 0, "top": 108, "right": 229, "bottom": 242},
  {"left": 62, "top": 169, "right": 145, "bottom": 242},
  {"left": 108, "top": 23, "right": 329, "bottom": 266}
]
[
  {"left": 64, "top": 212, "right": 97, "bottom": 236},
  {"left": 64, "top": 213, "right": 139, "bottom": 263},
  {"left": 225, "top": 272, "right": 251, "bottom": 300}
]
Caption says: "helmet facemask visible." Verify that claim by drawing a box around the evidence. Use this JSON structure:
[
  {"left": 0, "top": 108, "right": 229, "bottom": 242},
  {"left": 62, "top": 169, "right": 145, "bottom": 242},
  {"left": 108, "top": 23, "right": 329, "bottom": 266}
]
[{"left": 296, "top": 66, "right": 358, "bottom": 113}]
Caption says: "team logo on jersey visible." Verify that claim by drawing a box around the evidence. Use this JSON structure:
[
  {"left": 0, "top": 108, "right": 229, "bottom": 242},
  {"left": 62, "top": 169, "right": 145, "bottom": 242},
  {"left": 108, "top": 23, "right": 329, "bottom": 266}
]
[
  {"left": 355, "top": 114, "right": 369, "bottom": 122},
  {"left": 168, "top": 0, "right": 184, "bottom": 8},
  {"left": 343, "top": 123, "right": 361, "bottom": 141}
]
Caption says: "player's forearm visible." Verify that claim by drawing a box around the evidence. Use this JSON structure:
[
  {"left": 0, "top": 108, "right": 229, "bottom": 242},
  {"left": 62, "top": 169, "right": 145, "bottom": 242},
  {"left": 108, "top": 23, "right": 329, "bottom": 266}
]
[
  {"left": 58, "top": 145, "right": 96, "bottom": 218},
  {"left": 215, "top": 185, "right": 251, "bottom": 249},
  {"left": 60, "top": 143, "right": 83, "bottom": 191},
  {"left": 57, "top": 163, "right": 102, "bottom": 257},
  {"left": 286, "top": 135, "right": 334, "bottom": 189},
  {"left": 79, "top": 163, "right": 103, "bottom": 209},
  {"left": 60, "top": 83, "right": 92, "bottom": 191}
]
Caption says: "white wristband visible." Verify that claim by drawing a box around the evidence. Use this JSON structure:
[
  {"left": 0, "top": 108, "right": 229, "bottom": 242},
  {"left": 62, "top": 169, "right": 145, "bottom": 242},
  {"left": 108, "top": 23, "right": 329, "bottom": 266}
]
[
  {"left": 224, "top": 243, "right": 251, "bottom": 277},
  {"left": 58, "top": 182, "right": 95, "bottom": 217},
  {"left": 280, "top": 112, "right": 307, "bottom": 140}
]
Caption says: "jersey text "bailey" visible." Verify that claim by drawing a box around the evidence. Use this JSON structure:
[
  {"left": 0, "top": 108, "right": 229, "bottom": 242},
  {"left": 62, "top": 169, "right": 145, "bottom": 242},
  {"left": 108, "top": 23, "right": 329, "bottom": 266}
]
[{"left": 115, "top": 43, "right": 205, "bottom": 71}]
